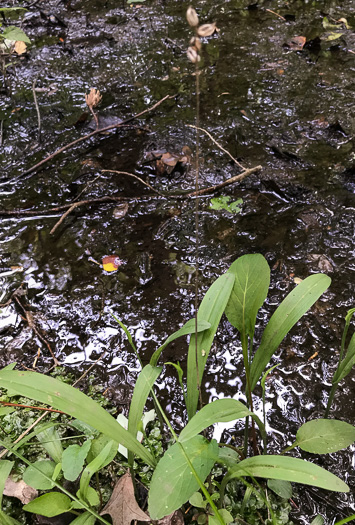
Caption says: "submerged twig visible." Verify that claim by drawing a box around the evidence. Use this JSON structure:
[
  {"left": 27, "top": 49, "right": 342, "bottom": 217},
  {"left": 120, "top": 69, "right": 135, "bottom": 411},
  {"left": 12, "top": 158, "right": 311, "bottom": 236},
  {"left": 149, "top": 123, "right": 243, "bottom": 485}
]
[
  {"left": 101, "top": 169, "right": 165, "bottom": 196},
  {"left": 187, "top": 124, "right": 245, "bottom": 170},
  {"left": 20, "top": 94, "right": 172, "bottom": 178},
  {"left": 32, "top": 76, "right": 41, "bottom": 143}
]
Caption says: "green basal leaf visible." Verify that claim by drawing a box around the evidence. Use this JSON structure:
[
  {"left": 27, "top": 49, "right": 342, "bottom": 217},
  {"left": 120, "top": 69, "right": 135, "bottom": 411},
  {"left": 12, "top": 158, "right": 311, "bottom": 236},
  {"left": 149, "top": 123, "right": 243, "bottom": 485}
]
[
  {"left": 209, "top": 509, "right": 233, "bottom": 525},
  {"left": 70, "top": 512, "right": 97, "bottom": 525},
  {"left": 148, "top": 436, "right": 218, "bottom": 519},
  {"left": 186, "top": 272, "right": 234, "bottom": 419},
  {"left": 23, "top": 460, "right": 56, "bottom": 490},
  {"left": 23, "top": 493, "right": 72, "bottom": 517},
  {"left": 62, "top": 440, "right": 91, "bottom": 482},
  {"left": 87, "top": 434, "right": 118, "bottom": 467},
  {"left": 225, "top": 254, "right": 270, "bottom": 340},
  {"left": 333, "top": 333, "right": 355, "bottom": 384},
  {"left": 179, "top": 398, "right": 251, "bottom": 443},
  {"left": 1, "top": 26, "right": 30, "bottom": 43},
  {"left": 294, "top": 419, "right": 355, "bottom": 454},
  {"left": 225, "top": 455, "right": 348, "bottom": 492},
  {"left": 0, "top": 510, "right": 21, "bottom": 525},
  {"left": 250, "top": 274, "right": 331, "bottom": 390},
  {"left": 127, "top": 364, "right": 161, "bottom": 466},
  {"left": 0, "top": 370, "right": 156, "bottom": 467},
  {"left": 78, "top": 441, "right": 113, "bottom": 504},
  {"left": 189, "top": 491, "right": 206, "bottom": 509},
  {"left": 310, "top": 515, "right": 325, "bottom": 525}
]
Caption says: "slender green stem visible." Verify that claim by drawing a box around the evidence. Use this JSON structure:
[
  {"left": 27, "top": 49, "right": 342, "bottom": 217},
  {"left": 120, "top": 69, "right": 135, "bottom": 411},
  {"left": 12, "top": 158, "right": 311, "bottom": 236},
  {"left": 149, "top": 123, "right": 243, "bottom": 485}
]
[
  {"left": 150, "top": 391, "right": 226, "bottom": 525},
  {"left": 0, "top": 439, "right": 111, "bottom": 525}
]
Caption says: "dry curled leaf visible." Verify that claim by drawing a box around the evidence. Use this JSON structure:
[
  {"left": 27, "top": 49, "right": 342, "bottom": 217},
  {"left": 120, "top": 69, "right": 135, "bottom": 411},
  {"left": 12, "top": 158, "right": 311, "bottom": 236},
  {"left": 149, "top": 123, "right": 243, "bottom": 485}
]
[
  {"left": 100, "top": 473, "right": 150, "bottom": 525},
  {"left": 186, "top": 6, "right": 199, "bottom": 27},
  {"left": 286, "top": 35, "right": 306, "bottom": 50},
  {"left": 102, "top": 255, "right": 123, "bottom": 273},
  {"left": 187, "top": 46, "right": 200, "bottom": 63},
  {"left": 14, "top": 40, "right": 27, "bottom": 55},
  {"left": 190, "top": 36, "right": 201, "bottom": 51},
  {"left": 197, "top": 22, "right": 217, "bottom": 37},
  {"left": 85, "top": 88, "right": 102, "bottom": 109},
  {"left": 4, "top": 477, "right": 38, "bottom": 504}
]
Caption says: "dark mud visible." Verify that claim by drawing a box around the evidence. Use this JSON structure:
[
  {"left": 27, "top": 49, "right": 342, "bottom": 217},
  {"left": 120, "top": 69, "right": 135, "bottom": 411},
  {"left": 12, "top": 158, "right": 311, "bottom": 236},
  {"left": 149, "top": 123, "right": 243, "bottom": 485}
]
[{"left": 1, "top": 0, "right": 355, "bottom": 522}]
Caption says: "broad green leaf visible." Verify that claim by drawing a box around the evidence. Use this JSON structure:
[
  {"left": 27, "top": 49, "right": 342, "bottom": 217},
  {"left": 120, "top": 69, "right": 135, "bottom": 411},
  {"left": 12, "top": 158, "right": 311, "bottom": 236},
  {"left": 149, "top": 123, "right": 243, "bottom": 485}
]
[
  {"left": 62, "top": 440, "right": 91, "bottom": 482},
  {"left": 186, "top": 273, "right": 234, "bottom": 419},
  {"left": 209, "top": 196, "right": 243, "bottom": 214},
  {"left": 225, "top": 455, "right": 348, "bottom": 492},
  {"left": 189, "top": 491, "right": 206, "bottom": 508},
  {"left": 150, "top": 319, "right": 211, "bottom": 367},
  {"left": 23, "top": 460, "right": 56, "bottom": 490},
  {"left": 250, "top": 274, "right": 331, "bottom": 390},
  {"left": 78, "top": 441, "right": 113, "bottom": 503},
  {"left": 210, "top": 509, "right": 233, "bottom": 525},
  {"left": 23, "top": 493, "right": 72, "bottom": 517},
  {"left": 78, "top": 486, "right": 99, "bottom": 507},
  {"left": 179, "top": 398, "right": 251, "bottom": 443},
  {"left": 127, "top": 364, "right": 161, "bottom": 466},
  {"left": 0, "top": 510, "right": 21, "bottom": 525},
  {"left": 128, "top": 365, "right": 161, "bottom": 438},
  {"left": 225, "top": 254, "right": 270, "bottom": 340},
  {"left": 0, "top": 460, "right": 14, "bottom": 506},
  {"left": 218, "top": 447, "right": 240, "bottom": 469},
  {"left": 294, "top": 419, "right": 355, "bottom": 454},
  {"left": 267, "top": 479, "right": 292, "bottom": 499},
  {"left": 0, "top": 370, "right": 155, "bottom": 467},
  {"left": 1, "top": 26, "right": 30, "bottom": 43},
  {"left": 148, "top": 436, "right": 218, "bottom": 519},
  {"left": 333, "top": 333, "right": 355, "bottom": 384},
  {"left": 37, "top": 426, "right": 63, "bottom": 463},
  {"left": 70, "top": 512, "right": 96, "bottom": 525}
]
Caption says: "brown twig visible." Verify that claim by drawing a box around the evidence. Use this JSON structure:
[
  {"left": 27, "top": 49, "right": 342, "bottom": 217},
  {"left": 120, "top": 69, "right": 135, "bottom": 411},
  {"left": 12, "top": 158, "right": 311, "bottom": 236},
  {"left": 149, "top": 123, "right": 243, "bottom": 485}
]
[
  {"left": 0, "top": 402, "right": 63, "bottom": 414},
  {"left": 50, "top": 201, "right": 83, "bottom": 235},
  {"left": 32, "top": 75, "right": 41, "bottom": 143},
  {"left": 184, "top": 165, "right": 262, "bottom": 196},
  {"left": 12, "top": 294, "right": 60, "bottom": 366},
  {"left": 20, "top": 94, "right": 172, "bottom": 178},
  {"left": 100, "top": 170, "right": 165, "bottom": 196},
  {"left": 187, "top": 124, "right": 245, "bottom": 170},
  {"left": 265, "top": 8, "right": 286, "bottom": 21}
]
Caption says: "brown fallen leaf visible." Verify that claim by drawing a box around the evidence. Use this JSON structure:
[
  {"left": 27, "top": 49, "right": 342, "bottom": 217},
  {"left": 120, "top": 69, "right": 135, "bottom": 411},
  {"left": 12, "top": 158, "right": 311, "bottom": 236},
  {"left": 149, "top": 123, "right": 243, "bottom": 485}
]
[
  {"left": 100, "top": 472, "right": 150, "bottom": 525},
  {"left": 285, "top": 36, "right": 306, "bottom": 50},
  {"left": 14, "top": 41, "right": 27, "bottom": 55},
  {"left": 4, "top": 476, "right": 38, "bottom": 504}
]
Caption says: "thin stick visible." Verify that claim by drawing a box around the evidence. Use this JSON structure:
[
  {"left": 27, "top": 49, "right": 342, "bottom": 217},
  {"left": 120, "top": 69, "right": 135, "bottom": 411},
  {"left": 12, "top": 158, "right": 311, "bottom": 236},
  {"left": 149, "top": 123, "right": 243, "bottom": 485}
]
[
  {"left": 0, "top": 120, "right": 3, "bottom": 147},
  {"left": 187, "top": 124, "right": 245, "bottom": 170},
  {"left": 72, "top": 351, "right": 107, "bottom": 387},
  {"left": 101, "top": 170, "right": 165, "bottom": 196},
  {"left": 265, "top": 8, "right": 286, "bottom": 21},
  {"left": 32, "top": 76, "right": 41, "bottom": 143},
  {"left": 50, "top": 202, "right": 82, "bottom": 235},
  {"left": 0, "top": 166, "right": 261, "bottom": 219},
  {"left": 0, "top": 402, "right": 63, "bottom": 414},
  {"left": 21, "top": 94, "right": 172, "bottom": 178}
]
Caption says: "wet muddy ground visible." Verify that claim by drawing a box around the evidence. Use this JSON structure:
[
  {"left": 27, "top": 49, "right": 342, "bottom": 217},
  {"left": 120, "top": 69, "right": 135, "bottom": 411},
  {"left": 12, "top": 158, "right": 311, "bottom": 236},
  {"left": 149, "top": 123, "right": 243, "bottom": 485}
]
[{"left": 1, "top": 0, "right": 355, "bottom": 522}]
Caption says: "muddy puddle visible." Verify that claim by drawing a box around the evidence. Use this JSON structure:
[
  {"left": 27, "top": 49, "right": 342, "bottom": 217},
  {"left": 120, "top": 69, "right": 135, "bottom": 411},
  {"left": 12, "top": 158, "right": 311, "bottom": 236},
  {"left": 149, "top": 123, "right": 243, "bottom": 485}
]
[{"left": 1, "top": 0, "right": 355, "bottom": 522}]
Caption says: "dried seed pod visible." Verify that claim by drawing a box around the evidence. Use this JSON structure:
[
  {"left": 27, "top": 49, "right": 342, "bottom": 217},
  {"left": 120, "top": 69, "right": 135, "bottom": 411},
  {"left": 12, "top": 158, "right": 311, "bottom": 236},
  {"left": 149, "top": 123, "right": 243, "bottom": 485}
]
[
  {"left": 186, "top": 6, "right": 199, "bottom": 28},
  {"left": 187, "top": 46, "right": 200, "bottom": 64},
  {"left": 85, "top": 88, "right": 102, "bottom": 109},
  {"left": 190, "top": 36, "right": 202, "bottom": 51},
  {"left": 197, "top": 23, "right": 217, "bottom": 37}
]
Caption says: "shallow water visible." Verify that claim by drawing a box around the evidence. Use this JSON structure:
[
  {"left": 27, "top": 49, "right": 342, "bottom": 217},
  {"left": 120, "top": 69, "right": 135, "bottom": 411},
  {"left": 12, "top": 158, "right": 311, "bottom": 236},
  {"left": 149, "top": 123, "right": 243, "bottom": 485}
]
[{"left": 1, "top": 0, "right": 355, "bottom": 521}]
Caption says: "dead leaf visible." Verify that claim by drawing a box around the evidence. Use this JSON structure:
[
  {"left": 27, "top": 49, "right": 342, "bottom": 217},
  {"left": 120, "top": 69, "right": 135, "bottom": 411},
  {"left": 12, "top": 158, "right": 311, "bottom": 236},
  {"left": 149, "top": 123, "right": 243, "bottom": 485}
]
[
  {"left": 4, "top": 477, "right": 38, "bottom": 504},
  {"left": 157, "top": 510, "right": 185, "bottom": 525},
  {"left": 102, "top": 255, "right": 123, "bottom": 273},
  {"left": 14, "top": 41, "right": 27, "bottom": 55},
  {"left": 197, "top": 23, "right": 217, "bottom": 37},
  {"left": 285, "top": 36, "right": 306, "bottom": 50},
  {"left": 113, "top": 202, "right": 129, "bottom": 219},
  {"left": 100, "top": 473, "right": 150, "bottom": 525},
  {"left": 85, "top": 88, "right": 102, "bottom": 109}
]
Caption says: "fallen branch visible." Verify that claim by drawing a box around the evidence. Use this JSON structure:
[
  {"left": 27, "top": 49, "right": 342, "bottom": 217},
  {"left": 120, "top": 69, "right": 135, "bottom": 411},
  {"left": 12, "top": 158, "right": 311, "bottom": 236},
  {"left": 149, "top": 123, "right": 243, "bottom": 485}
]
[
  {"left": 0, "top": 165, "right": 262, "bottom": 223},
  {"left": 20, "top": 94, "right": 172, "bottom": 178}
]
